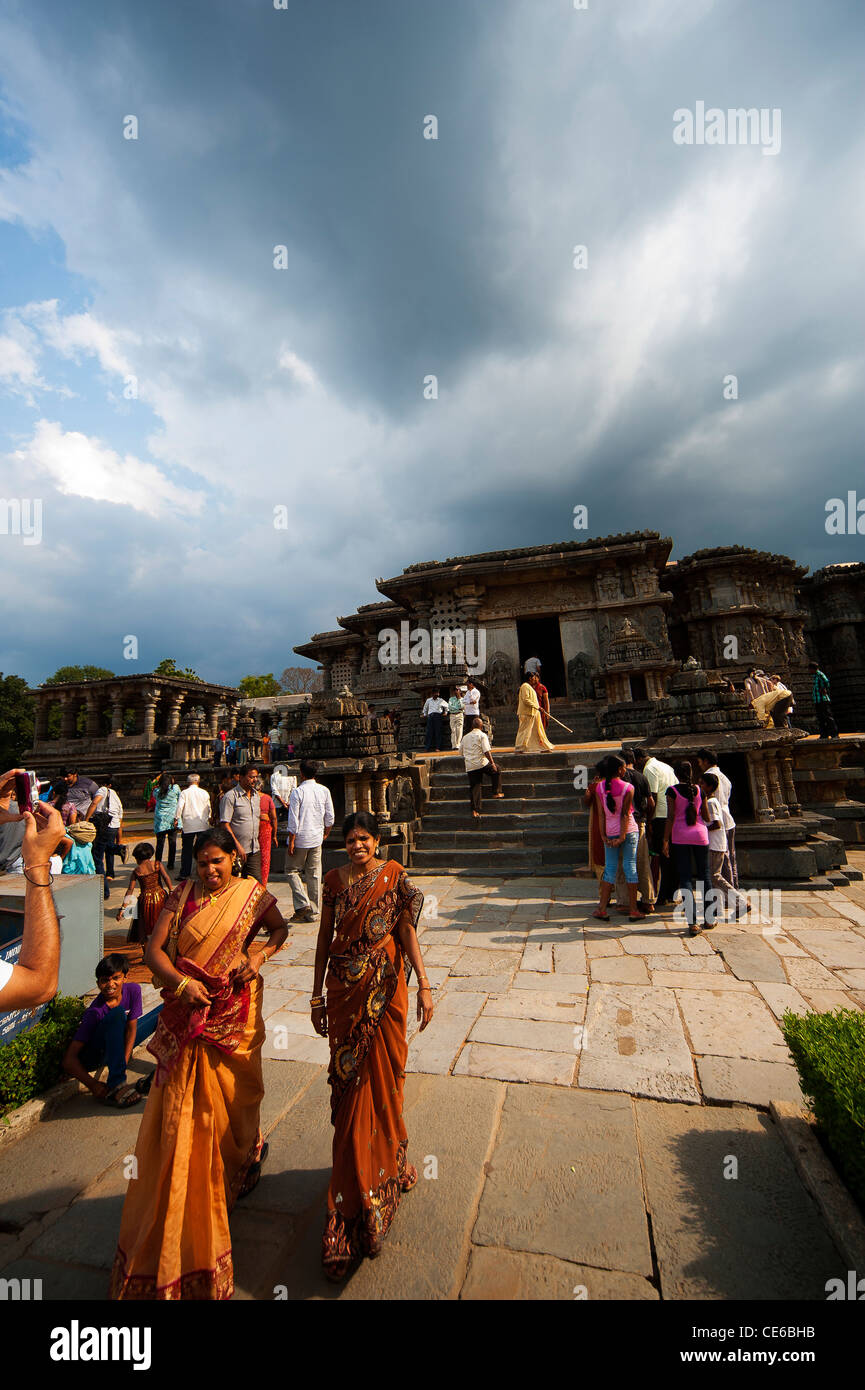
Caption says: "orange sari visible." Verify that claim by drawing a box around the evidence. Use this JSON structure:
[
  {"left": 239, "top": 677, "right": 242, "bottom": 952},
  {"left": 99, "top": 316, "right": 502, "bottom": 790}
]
[
  {"left": 110, "top": 876, "right": 276, "bottom": 1300},
  {"left": 322, "top": 860, "right": 423, "bottom": 1274}
]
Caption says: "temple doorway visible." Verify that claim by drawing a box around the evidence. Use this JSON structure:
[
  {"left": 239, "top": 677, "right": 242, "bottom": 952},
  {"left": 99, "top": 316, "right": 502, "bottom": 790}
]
[{"left": 516, "top": 617, "right": 566, "bottom": 698}]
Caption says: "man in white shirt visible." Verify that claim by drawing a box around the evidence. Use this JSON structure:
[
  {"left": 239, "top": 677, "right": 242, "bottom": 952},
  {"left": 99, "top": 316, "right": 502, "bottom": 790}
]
[
  {"left": 523, "top": 656, "right": 541, "bottom": 678},
  {"left": 461, "top": 679, "right": 481, "bottom": 728},
  {"left": 460, "top": 717, "right": 503, "bottom": 818},
  {"left": 285, "top": 760, "right": 335, "bottom": 921},
  {"left": 177, "top": 773, "right": 213, "bottom": 879},
  {"left": 91, "top": 775, "right": 126, "bottom": 899},
  {"left": 634, "top": 747, "right": 679, "bottom": 908},
  {"left": 422, "top": 692, "right": 449, "bottom": 752}
]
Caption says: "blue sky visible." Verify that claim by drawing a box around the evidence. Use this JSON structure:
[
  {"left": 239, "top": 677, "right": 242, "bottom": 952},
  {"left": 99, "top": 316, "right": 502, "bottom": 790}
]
[{"left": 0, "top": 0, "right": 863, "bottom": 687}]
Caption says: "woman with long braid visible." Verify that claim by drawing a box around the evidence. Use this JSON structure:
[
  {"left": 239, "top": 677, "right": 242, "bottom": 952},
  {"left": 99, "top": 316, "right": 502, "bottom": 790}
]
[{"left": 662, "top": 760, "right": 711, "bottom": 935}]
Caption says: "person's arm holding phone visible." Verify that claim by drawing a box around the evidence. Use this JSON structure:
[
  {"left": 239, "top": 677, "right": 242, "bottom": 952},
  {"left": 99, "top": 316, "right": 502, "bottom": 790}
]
[{"left": 0, "top": 800, "right": 66, "bottom": 1011}]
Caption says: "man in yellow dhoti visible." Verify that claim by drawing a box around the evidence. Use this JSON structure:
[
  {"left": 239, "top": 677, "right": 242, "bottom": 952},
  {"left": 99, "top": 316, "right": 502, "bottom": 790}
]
[{"left": 515, "top": 680, "right": 554, "bottom": 753}]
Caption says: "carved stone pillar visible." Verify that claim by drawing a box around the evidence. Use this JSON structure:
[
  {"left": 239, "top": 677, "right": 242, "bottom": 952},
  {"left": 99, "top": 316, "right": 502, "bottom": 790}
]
[
  {"left": 748, "top": 752, "right": 774, "bottom": 822},
  {"left": 766, "top": 753, "right": 789, "bottom": 818},
  {"left": 226, "top": 700, "right": 239, "bottom": 735},
  {"left": 60, "top": 694, "right": 77, "bottom": 740},
  {"left": 373, "top": 772, "right": 391, "bottom": 823},
  {"left": 207, "top": 701, "right": 221, "bottom": 739},
  {"left": 142, "top": 686, "right": 160, "bottom": 742},
  {"left": 357, "top": 773, "right": 373, "bottom": 814},
  {"left": 320, "top": 658, "right": 335, "bottom": 693},
  {"left": 166, "top": 693, "right": 186, "bottom": 735},
  {"left": 84, "top": 693, "right": 101, "bottom": 738},
  {"left": 109, "top": 690, "right": 125, "bottom": 737},
  {"left": 781, "top": 755, "right": 801, "bottom": 816},
  {"left": 344, "top": 774, "right": 358, "bottom": 816}
]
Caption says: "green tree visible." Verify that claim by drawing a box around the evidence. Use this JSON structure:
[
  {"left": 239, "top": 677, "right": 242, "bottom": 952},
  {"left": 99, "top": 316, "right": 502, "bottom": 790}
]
[
  {"left": 43, "top": 665, "right": 115, "bottom": 685},
  {"left": 238, "top": 673, "right": 282, "bottom": 697},
  {"left": 153, "top": 658, "right": 201, "bottom": 682},
  {"left": 0, "top": 673, "right": 35, "bottom": 767}
]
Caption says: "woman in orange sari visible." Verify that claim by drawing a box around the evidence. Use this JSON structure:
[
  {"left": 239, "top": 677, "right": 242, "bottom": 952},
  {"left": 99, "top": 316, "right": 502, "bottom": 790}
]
[
  {"left": 110, "top": 827, "right": 288, "bottom": 1300},
  {"left": 311, "top": 810, "right": 434, "bottom": 1281}
]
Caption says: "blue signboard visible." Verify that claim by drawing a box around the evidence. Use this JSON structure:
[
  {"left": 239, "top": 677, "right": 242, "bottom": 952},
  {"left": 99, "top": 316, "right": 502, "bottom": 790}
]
[{"left": 0, "top": 937, "right": 48, "bottom": 1045}]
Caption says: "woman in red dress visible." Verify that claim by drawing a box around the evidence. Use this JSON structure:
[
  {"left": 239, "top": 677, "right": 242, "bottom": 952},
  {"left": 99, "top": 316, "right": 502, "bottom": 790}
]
[{"left": 258, "top": 790, "right": 278, "bottom": 887}]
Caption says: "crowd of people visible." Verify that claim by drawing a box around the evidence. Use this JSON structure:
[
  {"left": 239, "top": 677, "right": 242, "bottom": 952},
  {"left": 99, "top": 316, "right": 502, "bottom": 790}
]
[
  {"left": 0, "top": 761, "right": 434, "bottom": 1300},
  {"left": 0, "top": 653, "right": 845, "bottom": 1299},
  {"left": 585, "top": 747, "right": 747, "bottom": 934}
]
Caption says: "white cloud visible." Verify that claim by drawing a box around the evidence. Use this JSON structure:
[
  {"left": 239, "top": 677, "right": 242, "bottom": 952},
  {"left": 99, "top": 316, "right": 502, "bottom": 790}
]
[
  {"left": 9, "top": 419, "right": 204, "bottom": 517},
  {"left": 277, "top": 345, "right": 320, "bottom": 390}
]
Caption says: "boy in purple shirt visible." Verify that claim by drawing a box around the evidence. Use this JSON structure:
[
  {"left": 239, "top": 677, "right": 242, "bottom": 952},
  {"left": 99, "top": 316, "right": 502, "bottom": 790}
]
[{"left": 62, "top": 953, "right": 146, "bottom": 1107}]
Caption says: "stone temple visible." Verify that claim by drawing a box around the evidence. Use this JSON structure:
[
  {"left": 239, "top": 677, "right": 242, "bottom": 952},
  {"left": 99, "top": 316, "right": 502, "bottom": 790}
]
[{"left": 294, "top": 532, "right": 863, "bottom": 746}]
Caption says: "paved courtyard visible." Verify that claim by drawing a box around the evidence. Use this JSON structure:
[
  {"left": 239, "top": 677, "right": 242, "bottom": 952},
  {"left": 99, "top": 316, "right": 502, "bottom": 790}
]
[{"left": 1, "top": 863, "right": 862, "bottom": 1301}]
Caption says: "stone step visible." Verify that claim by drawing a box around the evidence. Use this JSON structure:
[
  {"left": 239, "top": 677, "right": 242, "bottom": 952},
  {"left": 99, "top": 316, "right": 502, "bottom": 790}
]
[
  {"left": 422, "top": 810, "right": 587, "bottom": 831},
  {"left": 411, "top": 844, "right": 578, "bottom": 870},
  {"left": 416, "top": 828, "right": 585, "bottom": 848},
  {"left": 431, "top": 783, "right": 580, "bottom": 803}
]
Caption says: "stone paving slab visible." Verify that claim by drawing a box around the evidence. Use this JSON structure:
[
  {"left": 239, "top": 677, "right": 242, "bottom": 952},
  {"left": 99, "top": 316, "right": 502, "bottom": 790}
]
[
  {"left": 676, "top": 989, "right": 790, "bottom": 1063},
  {"left": 454, "top": 1043, "right": 576, "bottom": 1085},
  {"left": 647, "top": 952, "right": 725, "bottom": 974},
  {"left": 785, "top": 929, "right": 865, "bottom": 969},
  {"left": 589, "top": 956, "right": 650, "bottom": 984},
  {"left": 709, "top": 931, "right": 788, "bottom": 983},
  {"left": 472, "top": 1085, "right": 653, "bottom": 1275},
  {"left": 651, "top": 971, "right": 754, "bottom": 991},
  {"left": 621, "top": 933, "right": 688, "bottom": 955},
  {"left": 636, "top": 1099, "right": 838, "bottom": 1298},
  {"left": 784, "top": 957, "right": 844, "bottom": 992},
  {"left": 451, "top": 948, "right": 519, "bottom": 976},
  {"left": 578, "top": 984, "right": 700, "bottom": 1103},
  {"left": 803, "top": 988, "right": 862, "bottom": 1012},
  {"left": 482, "top": 991, "right": 586, "bottom": 1023},
  {"left": 407, "top": 1014, "right": 473, "bottom": 1075},
  {"left": 520, "top": 942, "right": 553, "bottom": 973},
  {"left": 552, "top": 941, "right": 587, "bottom": 973},
  {"left": 755, "top": 981, "right": 812, "bottom": 1019},
  {"left": 468, "top": 1016, "right": 577, "bottom": 1054},
  {"left": 460, "top": 1246, "right": 659, "bottom": 1300},
  {"left": 696, "top": 1056, "right": 805, "bottom": 1107}
]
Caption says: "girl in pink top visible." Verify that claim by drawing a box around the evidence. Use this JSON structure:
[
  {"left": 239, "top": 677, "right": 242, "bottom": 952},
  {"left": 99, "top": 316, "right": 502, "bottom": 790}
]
[
  {"left": 662, "top": 761, "right": 712, "bottom": 935},
  {"left": 590, "top": 756, "right": 644, "bottom": 922}
]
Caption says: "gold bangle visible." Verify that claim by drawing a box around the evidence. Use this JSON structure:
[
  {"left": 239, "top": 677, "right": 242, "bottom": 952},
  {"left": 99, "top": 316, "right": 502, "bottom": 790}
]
[{"left": 174, "top": 976, "right": 190, "bottom": 998}]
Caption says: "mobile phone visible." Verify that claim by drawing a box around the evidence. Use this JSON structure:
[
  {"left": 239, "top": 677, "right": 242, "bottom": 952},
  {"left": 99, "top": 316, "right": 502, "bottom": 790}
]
[{"left": 14, "top": 771, "right": 40, "bottom": 814}]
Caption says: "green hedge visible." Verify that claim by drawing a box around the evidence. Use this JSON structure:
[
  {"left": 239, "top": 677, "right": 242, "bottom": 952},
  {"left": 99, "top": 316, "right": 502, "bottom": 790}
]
[
  {"left": 0, "top": 995, "right": 85, "bottom": 1120},
  {"left": 782, "top": 1007, "right": 865, "bottom": 1209}
]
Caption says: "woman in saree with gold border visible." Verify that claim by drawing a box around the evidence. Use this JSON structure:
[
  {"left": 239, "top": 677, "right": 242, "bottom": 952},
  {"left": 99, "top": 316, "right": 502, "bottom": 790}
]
[
  {"left": 110, "top": 827, "right": 288, "bottom": 1300},
  {"left": 311, "top": 810, "right": 434, "bottom": 1281}
]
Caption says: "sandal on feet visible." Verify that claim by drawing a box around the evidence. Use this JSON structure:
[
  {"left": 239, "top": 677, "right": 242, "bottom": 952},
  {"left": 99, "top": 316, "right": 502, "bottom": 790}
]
[
  {"left": 629, "top": 911, "right": 646, "bottom": 921},
  {"left": 238, "top": 1141, "right": 269, "bottom": 1199},
  {"left": 103, "top": 1084, "right": 142, "bottom": 1109},
  {"left": 134, "top": 1073, "right": 154, "bottom": 1096},
  {"left": 592, "top": 909, "right": 610, "bottom": 920}
]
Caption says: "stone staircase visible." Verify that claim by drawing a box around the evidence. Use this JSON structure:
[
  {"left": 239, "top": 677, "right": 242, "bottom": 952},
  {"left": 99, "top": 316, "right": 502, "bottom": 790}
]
[
  {"left": 489, "top": 703, "right": 601, "bottom": 747},
  {"left": 410, "top": 749, "right": 594, "bottom": 875}
]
